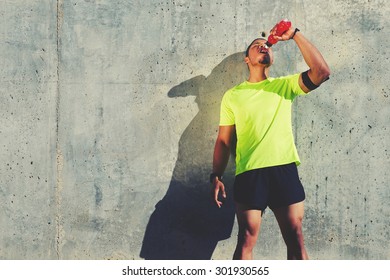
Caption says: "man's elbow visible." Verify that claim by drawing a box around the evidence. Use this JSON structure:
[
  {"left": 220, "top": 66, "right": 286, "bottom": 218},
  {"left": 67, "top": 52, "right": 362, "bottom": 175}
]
[
  {"left": 321, "top": 66, "right": 331, "bottom": 81},
  {"left": 317, "top": 65, "right": 331, "bottom": 83}
]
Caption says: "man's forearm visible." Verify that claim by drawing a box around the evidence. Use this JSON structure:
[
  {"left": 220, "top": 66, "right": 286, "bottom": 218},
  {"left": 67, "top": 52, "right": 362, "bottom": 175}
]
[{"left": 212, "top": 139, "right": 231, "bottom": 176}]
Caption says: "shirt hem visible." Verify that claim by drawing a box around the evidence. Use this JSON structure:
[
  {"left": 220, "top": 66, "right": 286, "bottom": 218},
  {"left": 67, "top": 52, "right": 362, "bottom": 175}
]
[{"left": 235, "top": 159, "right": 301, "bottom": 176}]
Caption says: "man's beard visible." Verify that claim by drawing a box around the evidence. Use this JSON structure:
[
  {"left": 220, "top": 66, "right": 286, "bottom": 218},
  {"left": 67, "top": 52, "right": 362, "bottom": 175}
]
[{"left": 259, "top": 54, "right": 271, "bottom": 66}]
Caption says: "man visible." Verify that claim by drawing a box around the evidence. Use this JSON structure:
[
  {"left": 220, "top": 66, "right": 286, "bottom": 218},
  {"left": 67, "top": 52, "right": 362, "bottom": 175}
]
[{"left": 210, "top": 22, "right": 330, "bottom": 260}]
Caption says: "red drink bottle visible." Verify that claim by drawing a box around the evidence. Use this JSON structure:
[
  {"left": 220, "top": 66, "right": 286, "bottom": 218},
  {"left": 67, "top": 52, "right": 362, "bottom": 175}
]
[{"left": 266, "top": 19, "right": 291, "bottom": 47}]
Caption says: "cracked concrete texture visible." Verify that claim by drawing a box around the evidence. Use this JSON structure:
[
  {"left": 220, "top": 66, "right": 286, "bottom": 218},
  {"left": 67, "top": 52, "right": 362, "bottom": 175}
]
[{"left": 0, "top": 0, "right": 389, "bottom": 259}]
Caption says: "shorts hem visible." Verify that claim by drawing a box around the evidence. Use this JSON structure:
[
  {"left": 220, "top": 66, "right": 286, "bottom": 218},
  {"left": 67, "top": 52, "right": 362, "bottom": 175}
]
[{"left": 269, "top": 197, "right": 306, "bottom": 211}]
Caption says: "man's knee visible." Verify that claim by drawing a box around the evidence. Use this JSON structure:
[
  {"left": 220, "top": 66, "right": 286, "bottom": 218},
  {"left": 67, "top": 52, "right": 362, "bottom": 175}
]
[
  {"left": 290, "top": 216, "right": 303, "bottom": 230},
  {"left": 238, "top": 228, "right": 259, "bottom": 249},
  {"left": 283, "top": 217, "right": 304, "bottom": 242}
]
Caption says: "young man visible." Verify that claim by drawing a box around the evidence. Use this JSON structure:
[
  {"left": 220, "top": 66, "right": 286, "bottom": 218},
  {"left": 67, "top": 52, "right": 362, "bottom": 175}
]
[{"left": 210, "top": 23, "right": 330, "bottom": 260}]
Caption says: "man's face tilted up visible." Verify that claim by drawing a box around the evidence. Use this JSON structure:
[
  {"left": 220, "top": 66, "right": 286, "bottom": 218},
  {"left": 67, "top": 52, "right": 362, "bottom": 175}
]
[{"left": 245, "top": 38, "right": 274, "bottom": 68}]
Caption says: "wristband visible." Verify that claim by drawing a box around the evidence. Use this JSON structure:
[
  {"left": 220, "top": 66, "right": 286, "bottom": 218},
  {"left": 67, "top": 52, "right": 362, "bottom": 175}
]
[{"left": 291, "top": 28, "right": 300, "bottom": 39}]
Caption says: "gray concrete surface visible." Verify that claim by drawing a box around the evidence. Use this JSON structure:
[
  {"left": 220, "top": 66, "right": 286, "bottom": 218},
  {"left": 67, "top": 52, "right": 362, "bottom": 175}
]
[{"left": 0, "top": 0, "right": 389, "bottom": 259}]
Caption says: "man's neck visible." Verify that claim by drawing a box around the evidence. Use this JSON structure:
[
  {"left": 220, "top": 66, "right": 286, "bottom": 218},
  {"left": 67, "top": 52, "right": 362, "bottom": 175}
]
[{"left": 247, "top": 67, "right": 268, "bottom": 83}]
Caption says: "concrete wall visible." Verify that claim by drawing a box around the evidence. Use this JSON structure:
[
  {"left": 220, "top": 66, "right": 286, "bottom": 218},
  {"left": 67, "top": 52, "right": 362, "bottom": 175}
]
[{"left": 0, "top": 0, "right": 388, "bottom": 259}]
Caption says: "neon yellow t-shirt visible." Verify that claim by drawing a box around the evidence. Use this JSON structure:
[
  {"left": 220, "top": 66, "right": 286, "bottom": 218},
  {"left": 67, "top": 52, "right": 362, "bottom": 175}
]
[{"left": 219, "top": 73, "right": 306, "bottom": 175}]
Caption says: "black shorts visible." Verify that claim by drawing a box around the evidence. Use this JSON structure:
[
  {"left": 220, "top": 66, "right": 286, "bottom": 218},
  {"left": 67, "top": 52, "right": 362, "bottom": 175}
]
[{"left": 233, "top": 163, "right": 305, "bottom": 211}]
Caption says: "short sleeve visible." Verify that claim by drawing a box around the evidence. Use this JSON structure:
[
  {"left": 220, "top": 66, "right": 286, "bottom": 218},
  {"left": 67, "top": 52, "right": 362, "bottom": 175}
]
[
  {"left": 219, "top": 92, "right": 235, "bottom": 126},
  {"left": 289, "top": 73, "right": 307, "bottom": 97}
]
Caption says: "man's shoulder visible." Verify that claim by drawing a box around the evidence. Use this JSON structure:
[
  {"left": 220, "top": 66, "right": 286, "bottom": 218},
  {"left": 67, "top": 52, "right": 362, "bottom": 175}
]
[
  {"left": 267, "top": 73, "right": 305, "bottom": 97},
  {"left": 223, "top": 81, "right": 247, "bottom": 95},
  {"left": 269, "top": 73, "right": 300, "bottom": 83},
  {"left": 231, "top": 80, "right": 248, "bottom": 90}
]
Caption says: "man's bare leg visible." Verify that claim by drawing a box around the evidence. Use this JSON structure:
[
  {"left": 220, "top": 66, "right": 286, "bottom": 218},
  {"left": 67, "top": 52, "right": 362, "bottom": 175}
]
[
  {"left": 272, "top": 201, "right": 308, "bottom": 260},
  {"left": 233, "top": 204, "right": 262, "bottom": 260}
]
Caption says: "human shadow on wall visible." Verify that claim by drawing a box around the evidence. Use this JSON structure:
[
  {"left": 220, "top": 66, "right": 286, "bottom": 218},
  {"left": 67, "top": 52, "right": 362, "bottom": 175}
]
[{"left": 140, "top": 52, "right": 249, "bottom": 259}]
